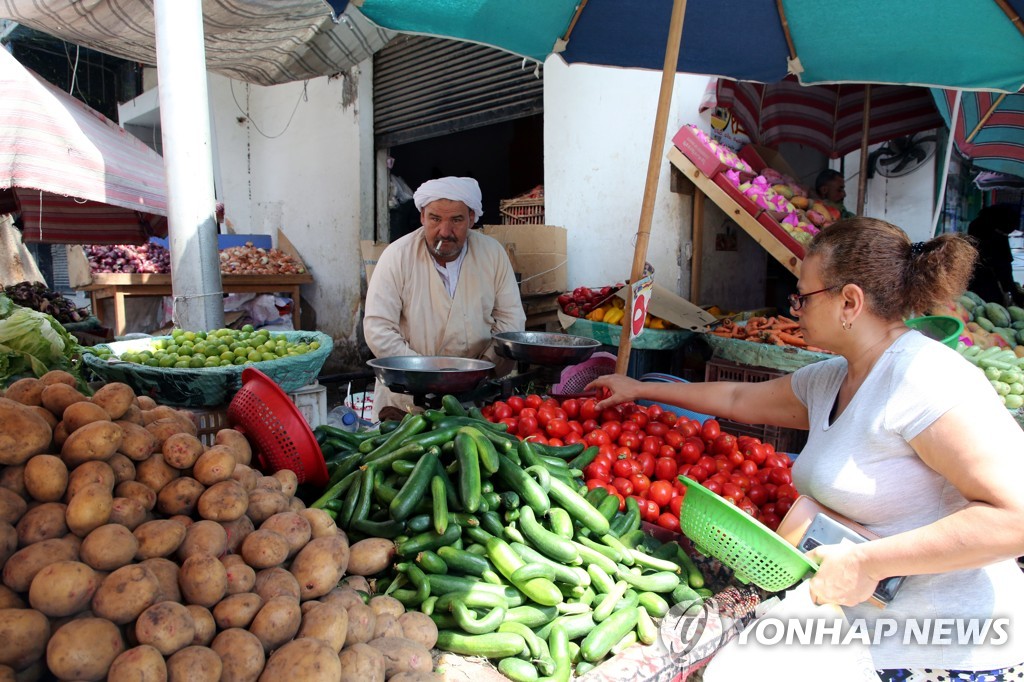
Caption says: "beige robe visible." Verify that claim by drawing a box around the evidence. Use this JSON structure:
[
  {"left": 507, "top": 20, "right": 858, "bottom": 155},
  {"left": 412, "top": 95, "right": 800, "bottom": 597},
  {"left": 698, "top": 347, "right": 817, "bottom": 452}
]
[{"left": 363, "top": 227, "right": 526, "bottom": 417}]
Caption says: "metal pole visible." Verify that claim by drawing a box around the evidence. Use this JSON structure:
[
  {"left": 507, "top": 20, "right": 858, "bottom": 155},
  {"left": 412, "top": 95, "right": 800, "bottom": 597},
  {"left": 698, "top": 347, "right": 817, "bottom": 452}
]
[
  {"left": 154, "top": 0, "right": 224, "bottom": 331},
  {"left": 614, "top": 0, "right": 687, "bottom": 376},
  {"left": 932, "top": 90, "right": 962, "bottom": 236}
]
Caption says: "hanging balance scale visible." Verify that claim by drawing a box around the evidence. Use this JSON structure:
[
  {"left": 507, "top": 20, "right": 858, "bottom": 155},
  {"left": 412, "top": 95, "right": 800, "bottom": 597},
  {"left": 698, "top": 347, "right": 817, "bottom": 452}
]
[
  {"left": 489, "top": 331, "right": 602, "bottom": 397},
  {"left": 366, "top": 332, "right": 601, "bottom": 409},
  {"left": 366, "top": 355, "right": 496, "bottom": 409}
]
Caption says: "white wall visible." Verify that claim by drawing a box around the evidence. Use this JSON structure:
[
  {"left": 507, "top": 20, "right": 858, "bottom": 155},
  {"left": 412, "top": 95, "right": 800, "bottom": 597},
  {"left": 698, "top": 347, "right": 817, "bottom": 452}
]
[
  {"left": 543, "top": 59, "right": 767, "bottom": 308},
  {"left": 543, "top": 58, "right": 691, "bottom": 293},
  {"left": 139, "top": 60, "right": 939, "bottom": 343},
  {"left": 207, "top": 69, "right": 373, "bottom": 343},
  {"left": 842, "top": 143, "right": 937, "bottom": 242}
]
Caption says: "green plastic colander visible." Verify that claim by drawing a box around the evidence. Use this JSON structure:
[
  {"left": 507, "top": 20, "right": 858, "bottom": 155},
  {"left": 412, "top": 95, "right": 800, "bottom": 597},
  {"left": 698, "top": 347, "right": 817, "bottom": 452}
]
[
  {"left": 905, "top": 315, "right": 964, "bottom": 349},
  {"left": 678, "top": 477, "right": 817, "bottom": 592}
]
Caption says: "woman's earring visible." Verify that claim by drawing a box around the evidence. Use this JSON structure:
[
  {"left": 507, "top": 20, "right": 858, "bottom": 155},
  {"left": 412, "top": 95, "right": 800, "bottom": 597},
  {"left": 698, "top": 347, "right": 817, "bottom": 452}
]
[{"left": 841, "top": 320, "right": 851, "bottom": 330}]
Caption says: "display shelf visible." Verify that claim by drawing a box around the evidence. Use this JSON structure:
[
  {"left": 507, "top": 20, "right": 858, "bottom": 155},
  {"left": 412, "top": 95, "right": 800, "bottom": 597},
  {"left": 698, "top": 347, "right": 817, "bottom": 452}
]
[
  {"left": 667, "top": 146, "right": 803, "bottom": 278},
  {"left": 81, "top": 272, "right": 313, "bottom": 334}
]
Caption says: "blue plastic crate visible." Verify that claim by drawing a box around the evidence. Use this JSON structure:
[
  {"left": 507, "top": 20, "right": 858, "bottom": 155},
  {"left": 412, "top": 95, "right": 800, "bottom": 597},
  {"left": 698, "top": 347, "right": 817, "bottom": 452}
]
[
  {"left": 150, "top": 234, "right": 273, "bottom": 250},
  {"left": 637, "top": 373, "right": 715, "bottom": 424}
]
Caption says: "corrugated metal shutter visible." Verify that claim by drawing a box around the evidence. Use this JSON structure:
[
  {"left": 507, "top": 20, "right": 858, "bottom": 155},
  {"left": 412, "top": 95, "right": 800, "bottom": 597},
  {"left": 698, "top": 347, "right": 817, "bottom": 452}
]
[{"left": 374, "top": 35, "right": 543, "bottom": 148}]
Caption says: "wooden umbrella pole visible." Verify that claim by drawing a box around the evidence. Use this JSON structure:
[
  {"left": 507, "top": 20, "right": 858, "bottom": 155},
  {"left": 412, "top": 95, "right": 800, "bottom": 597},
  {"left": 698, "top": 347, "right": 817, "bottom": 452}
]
[
  {"left": 856, "top": 84, "right": 871, "bottom": 215},
  {"left": 966, "top": 93, "right": 1007, "bottom": 143},
  {"left": 614, "top": 0, "right": 688, "bottom": 376}
]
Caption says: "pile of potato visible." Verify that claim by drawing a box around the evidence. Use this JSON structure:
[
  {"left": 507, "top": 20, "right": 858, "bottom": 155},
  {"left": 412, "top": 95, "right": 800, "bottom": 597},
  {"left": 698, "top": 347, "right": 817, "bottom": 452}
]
[{"left": 0, "top": 372, "right": 440, "bottom": 682}]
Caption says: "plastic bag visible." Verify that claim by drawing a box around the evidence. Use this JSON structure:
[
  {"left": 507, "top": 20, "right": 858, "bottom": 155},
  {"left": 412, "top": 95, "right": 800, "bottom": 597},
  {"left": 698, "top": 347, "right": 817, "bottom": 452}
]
[{"left": 703, "top": 581, "right": 880, "bottom": 682}]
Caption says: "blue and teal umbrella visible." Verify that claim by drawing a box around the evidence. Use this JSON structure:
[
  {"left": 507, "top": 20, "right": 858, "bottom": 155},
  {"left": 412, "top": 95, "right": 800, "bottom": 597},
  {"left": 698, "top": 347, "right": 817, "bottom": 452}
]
[{"left": 352, "top": 0, "right": 1024, "bottom": 92}]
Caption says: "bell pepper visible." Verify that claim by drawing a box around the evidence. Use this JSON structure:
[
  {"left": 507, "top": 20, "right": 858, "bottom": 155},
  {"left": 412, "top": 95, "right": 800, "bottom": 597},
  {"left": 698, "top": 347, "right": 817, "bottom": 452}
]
[{"left": 604, "top": 308, "right": 624, "bottom": 325}]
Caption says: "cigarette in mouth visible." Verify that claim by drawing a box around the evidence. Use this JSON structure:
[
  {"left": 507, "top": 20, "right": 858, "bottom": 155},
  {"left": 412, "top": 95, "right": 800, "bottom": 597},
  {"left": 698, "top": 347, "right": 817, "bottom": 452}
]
[{"left": 434, "top": 239, "right": 444, "bottom": 255}]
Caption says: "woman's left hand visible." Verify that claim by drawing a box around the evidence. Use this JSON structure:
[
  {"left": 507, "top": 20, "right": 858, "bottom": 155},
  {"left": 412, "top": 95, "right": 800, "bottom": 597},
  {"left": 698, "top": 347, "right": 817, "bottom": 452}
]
[{"left": 805, "top": 543, "right": 878, "bottom": 607}]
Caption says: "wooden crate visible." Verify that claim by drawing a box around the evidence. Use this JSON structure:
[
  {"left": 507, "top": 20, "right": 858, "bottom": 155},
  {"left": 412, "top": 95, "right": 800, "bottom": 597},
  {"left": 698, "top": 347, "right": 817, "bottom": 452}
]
[
  {"left": 704, "top": 358, "right": 808, "bottom": 454},
  {"left": 499, "top": 197, "right": 545, "bottom": 225}
]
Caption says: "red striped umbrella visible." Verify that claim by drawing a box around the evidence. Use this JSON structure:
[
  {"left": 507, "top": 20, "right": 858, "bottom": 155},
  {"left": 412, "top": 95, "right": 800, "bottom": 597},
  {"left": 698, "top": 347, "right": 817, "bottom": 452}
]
[
  {"left": 0, "top": 48, "right": 168, "bottom": 245},
  {"left": 934, "top": 89, "right": 1024, "bottom": 179},
  {"left": 712, "top": 76, "right": 944, "bottom": 159}
]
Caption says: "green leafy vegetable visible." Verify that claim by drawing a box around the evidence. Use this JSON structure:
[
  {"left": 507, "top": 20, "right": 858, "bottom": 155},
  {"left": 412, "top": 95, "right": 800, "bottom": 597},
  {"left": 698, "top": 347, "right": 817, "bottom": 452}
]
[{"left": 0, "top": 294, "right": 86, "bottom": 389}]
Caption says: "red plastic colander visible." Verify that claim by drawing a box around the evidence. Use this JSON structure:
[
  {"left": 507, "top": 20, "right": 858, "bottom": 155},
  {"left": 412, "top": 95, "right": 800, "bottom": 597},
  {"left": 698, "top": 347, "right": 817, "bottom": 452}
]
[
  {"left": 550, "top": 352, "right": 617, "bottom": 398},
  {"left": 227, "top": 367, "right": 328, "bottom": 487}
]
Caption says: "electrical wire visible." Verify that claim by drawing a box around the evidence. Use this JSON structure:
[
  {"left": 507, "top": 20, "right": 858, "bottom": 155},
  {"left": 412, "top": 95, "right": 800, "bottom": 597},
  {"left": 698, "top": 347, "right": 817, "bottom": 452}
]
[
  {"left": 229, "top": 78, "right": 309, "bottom": 139},
  {"left": 62, "top": 41, "right": 87, "bottom": 102}
]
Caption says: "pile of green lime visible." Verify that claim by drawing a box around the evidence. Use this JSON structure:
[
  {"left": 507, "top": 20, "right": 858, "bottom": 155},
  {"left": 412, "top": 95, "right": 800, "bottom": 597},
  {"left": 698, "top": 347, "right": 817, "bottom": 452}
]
[{"left": 106, "top": 325, "right": 320, "bottom": 369}]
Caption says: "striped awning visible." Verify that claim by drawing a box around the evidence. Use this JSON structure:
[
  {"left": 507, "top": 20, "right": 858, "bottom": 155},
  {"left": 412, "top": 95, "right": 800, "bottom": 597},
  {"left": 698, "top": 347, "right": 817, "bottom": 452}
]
[
  {"left": 0, "top": 48, "right": 168, "bottom": 244},
  {"left": 0, "top": 0, "right": 393, "bottom": 87},
  {"left": 712, "top": 76, "right": 945, "bottom": 159}
]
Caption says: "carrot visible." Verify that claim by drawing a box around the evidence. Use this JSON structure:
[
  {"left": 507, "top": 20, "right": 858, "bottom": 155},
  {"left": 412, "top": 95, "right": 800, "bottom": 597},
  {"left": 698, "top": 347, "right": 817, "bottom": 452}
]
[
  {"left": 776, "top": 331, "right": 807, "bottom": 347},
  {"left": 746, "top": 316, "right": 768, "bottom": 331}
]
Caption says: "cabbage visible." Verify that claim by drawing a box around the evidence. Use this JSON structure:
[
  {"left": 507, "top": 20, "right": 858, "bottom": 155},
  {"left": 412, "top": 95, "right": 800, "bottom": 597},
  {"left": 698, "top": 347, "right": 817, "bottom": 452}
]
[{"left": 0, "top": 294, "right": 85, "bottom": 387}]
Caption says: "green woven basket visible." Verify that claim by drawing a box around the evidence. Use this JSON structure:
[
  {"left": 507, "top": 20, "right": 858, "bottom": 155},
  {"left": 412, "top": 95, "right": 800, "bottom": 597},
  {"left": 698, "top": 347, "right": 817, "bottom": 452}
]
[
  {"left": 678, "top": 477, "right": 817, "bottom": 592},
  {"left": 83, "top": 331, "right": 332, "bottom": 407}
]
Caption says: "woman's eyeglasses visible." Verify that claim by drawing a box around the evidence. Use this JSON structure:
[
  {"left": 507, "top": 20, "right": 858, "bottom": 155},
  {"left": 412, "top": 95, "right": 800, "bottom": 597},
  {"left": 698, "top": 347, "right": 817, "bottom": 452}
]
[{"left": 788, "top": 285, "right": 840, "bottom": 311}]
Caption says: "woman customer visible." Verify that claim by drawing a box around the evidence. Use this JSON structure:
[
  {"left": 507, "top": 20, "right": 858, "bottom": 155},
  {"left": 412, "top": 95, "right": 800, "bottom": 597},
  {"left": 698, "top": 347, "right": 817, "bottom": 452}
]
[{"left": 589, "top": 217, "right": 1024, "bottom": 678}]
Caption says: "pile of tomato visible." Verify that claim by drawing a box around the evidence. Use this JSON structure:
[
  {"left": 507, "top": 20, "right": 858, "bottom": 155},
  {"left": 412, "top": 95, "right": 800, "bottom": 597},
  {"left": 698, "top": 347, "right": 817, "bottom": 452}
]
[{"left": 480, "top": 394, "right": 798, "bottom": 532}]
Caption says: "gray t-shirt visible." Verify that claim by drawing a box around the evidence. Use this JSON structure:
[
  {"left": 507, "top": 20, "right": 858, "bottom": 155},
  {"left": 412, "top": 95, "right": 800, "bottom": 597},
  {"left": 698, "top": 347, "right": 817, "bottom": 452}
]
[{"left": 790, "top": 330, "right": 1024, "bottom": 670}]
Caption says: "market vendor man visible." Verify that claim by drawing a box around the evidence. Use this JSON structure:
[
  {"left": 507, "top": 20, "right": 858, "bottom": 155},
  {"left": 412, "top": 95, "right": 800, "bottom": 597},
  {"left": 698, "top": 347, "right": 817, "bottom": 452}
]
[
  {"left": 815, "top": 169, "right": 856, "bottom": 219},
  {"left": 363, "top": 176, "right": 526, "bottom": 419}
]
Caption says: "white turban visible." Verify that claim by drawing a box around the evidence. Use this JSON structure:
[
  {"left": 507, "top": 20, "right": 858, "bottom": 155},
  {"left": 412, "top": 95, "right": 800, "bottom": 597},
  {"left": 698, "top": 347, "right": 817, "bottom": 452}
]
[{"left": 413, "top": 177, "right": 483, "bottom": 219}]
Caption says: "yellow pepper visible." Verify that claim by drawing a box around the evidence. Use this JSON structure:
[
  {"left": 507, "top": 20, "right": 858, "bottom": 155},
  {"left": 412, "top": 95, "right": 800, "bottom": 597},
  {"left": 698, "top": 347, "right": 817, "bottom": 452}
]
[
  {"left": 604, "top": 308, "right": 624, "bottom": 325},
  {"left": 649, "top": 318, "right": 666, "bottom": 330},
  {"left": 586, "top": 308, "right": 605, "bottom": 322}
]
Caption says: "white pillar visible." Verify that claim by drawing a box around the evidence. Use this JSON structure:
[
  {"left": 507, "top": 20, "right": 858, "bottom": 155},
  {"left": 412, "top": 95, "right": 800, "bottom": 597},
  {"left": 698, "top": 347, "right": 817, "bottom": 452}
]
[{"left": 154, "top": 0, "right": 224, "bottom": 331}]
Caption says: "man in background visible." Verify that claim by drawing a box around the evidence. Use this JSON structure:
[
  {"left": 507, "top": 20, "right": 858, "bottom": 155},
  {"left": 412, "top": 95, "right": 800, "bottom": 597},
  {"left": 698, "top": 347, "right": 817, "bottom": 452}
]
[{"left": 814, "top": 169, "right": 856, "bottom": 219}]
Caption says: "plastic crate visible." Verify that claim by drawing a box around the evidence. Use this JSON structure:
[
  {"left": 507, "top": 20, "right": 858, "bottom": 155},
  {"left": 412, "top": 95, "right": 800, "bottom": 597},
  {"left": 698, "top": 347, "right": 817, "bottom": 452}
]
[
  {"left": 289, "top": 381, "right": 327, "bottom": 429},
  {"left": 637, "top": 373, "right": 714, "bottom": 424},
  {"left": 499, "top": 197, "right": 545, "bottom": 225},
  {"left": 188, "top": 405, "right": 230, "bottom": 447},
  {"left": 755, "top": 211, "right": 806, "bottom": 259},
  {"left": 704, "top": 358, "right": 808, "bottom": 453},
  {"left": 705, "top": 357, "right": 784, "bottom": 384}
]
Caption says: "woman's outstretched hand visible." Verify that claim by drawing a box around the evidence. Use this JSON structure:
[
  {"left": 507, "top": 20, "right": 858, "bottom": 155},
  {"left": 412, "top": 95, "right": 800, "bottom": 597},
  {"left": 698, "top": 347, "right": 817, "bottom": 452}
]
[{"left": 587, "top": 374, "right": 643, "bottom": 411}]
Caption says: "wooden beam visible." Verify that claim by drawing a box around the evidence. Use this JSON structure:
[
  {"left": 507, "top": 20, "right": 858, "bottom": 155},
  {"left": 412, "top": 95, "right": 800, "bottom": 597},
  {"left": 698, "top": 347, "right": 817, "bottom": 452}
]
[
  {"left": 667, "top": 148, "right": 802, "bottom": 277},
  {"left": 613, "top": 0, "right": 688, "bottom": 376}
]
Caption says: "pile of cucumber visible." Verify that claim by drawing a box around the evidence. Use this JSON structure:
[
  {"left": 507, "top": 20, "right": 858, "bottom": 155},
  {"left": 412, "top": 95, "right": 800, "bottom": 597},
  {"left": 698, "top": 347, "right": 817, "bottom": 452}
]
[{"left": 311, "top": 397, "right": 710, "bottom": 679}]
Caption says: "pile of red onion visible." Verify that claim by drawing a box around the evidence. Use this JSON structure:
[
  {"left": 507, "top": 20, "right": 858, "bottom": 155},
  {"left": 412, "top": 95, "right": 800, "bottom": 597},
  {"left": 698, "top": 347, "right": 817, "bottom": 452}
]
[{"left": 86, "top": 243, "right": 171, "bottom": 274}]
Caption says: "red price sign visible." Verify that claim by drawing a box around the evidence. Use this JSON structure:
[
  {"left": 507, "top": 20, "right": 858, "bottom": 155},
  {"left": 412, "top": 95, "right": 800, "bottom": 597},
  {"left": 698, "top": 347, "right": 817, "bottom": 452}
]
[{"left": 630, "top": 274, "right": 654, "bottom": 341}]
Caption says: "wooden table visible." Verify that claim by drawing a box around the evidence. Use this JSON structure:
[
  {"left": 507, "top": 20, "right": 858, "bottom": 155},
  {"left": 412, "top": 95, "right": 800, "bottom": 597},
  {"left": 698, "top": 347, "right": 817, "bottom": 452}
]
[{"left": 81, "top": 272, "right": 314, "bottom": 335}]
